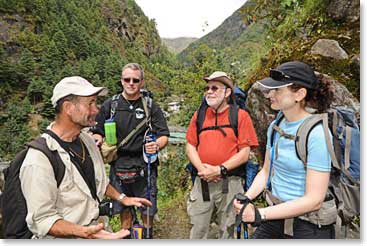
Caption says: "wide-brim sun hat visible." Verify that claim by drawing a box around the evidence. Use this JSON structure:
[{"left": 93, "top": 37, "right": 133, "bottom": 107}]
[
  {"left": 204, "top": 71, "right": 234, "bottom": 89},
  {"left": 51, "top": 76, "right": 108, "bottom": 107}
]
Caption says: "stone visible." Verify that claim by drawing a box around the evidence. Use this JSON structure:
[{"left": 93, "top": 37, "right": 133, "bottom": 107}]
[
  {"left": 311, "top": 39, "right": 349, "bottom": 60},
  {"left": 350, "top": 54, "right": 360, "bottom": 76},
  {"left": 327, "top": 0, "right": 360, "bottom": 23}
]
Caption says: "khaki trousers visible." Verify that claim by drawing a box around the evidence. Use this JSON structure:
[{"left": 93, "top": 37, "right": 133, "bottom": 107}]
[{"left": 187, "top": 176, "right": 244, "bottom": 239}]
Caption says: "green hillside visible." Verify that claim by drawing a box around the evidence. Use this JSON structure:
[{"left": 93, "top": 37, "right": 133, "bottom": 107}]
[
  {"left": 0, "top": 0, "right": 360, "bottom": 238},
  {"left": 0, "top": 0, "right": 178, "bottom": 159},
  {"left": 179, "top": 0, "right": 359, "bottom": 96},
  {"left": 0, "top": 0, "right": 360, "bottom": 161},
  {"left": 162, "top": 37, "right": 198, "bottom": 54}
]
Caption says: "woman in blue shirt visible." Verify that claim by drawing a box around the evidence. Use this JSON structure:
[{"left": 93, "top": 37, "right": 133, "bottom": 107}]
[{"left": 233, "top": 61, "right": 335, "bottom": 238}]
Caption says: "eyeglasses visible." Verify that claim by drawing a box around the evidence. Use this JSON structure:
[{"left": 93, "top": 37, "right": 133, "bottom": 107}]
[
  {"left": 204, "top": 85, "right": 227, "bottom": 92},
  {"left": 122, "top": 77, "right": 141, "bottom": 83},
  {"left": 269, "top": 69, "right": 291, "bottom": 81}
]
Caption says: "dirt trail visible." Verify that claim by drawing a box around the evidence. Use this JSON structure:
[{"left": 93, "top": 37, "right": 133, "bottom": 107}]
[
  {"left": 153, "top": 194, "right": 240, "bottom": 239},
  {"left": 154, "top": 196, "right": 191, "bottom": 239}
]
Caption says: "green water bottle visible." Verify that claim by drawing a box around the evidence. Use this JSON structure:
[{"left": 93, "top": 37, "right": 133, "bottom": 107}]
[{"left": 104, "top": 119, "right": 117, "bottom": 145}]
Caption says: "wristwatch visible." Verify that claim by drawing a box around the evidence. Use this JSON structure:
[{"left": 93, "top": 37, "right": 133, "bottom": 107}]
[
  {"left": 219, "top": 165, "right": 228, "bottom": 178},
  {"left": 260, "top": 210, "right": 267, "bottom": 222},
  {"left": 117, "top": 193, "right": 126, "bottom": 202}
]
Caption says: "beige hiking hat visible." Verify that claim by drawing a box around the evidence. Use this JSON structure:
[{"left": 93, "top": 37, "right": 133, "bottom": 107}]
[
  {"left": 51, "top": 76, "right": 108, "bottom": 107},
  {"left": 204, "top": 71, "right": 234, "bottom": 89}
]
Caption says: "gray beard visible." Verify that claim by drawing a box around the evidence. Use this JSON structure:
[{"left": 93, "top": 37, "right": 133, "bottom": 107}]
[{"left": 206, "top": 97, "right": 222, "bottom": 109}]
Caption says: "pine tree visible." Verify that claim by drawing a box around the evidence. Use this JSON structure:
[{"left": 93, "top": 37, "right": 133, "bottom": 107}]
[
  {"left": 18, "top": 48, "right": 36, "bottom": 83},
  {"left": 40, "top": 40, "right": 63, "bottom": 74}
]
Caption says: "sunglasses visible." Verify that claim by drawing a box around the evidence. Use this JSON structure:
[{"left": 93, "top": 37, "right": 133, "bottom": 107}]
[
  {"left": 122, "top": 77, "right": 141, "bottom": 83},
  {"left": 204, "top": 85, "right": 227, "bottom": 92},
  {"left": 269, "top": 69, "right": 291, "bottom": 81}
]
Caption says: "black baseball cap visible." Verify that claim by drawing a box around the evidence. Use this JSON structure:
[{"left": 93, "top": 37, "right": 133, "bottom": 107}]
[{"left": 257, "top": 61, "right": 318, "bottom": 89}]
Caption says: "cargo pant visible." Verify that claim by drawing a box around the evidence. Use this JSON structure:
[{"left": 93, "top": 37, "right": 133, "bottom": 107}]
[{"left": 187, "top": 176, "right": 244, "bottom": 239}]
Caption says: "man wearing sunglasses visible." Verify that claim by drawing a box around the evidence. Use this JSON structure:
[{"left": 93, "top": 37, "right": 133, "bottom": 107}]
[
  {"left": 185, "top": 71, "right": 259, "bottom": 239},
  {"left": 91, "top": 63, "right": 169, "bottom": 239}
]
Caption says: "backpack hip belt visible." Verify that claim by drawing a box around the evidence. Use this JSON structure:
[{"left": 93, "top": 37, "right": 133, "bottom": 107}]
[
  {"left": 116, "top": 171, "right": 144, "bottom": 184},
  {"left": 264, "top": 189, "right": 337, "bottom": 237}
]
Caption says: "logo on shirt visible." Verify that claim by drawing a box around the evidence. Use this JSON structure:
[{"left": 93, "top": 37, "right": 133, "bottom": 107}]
[{"left": 135, "top": 108, "right": 145, "bottom": 119}]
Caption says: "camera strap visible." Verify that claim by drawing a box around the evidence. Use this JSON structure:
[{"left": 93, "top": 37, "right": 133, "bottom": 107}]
[{"left": 45, "top": 130, "right": 100, "bottom": 204}]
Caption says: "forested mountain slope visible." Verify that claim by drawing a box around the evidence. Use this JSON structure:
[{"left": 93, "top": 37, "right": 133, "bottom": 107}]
[
  {"left": 179, "top": 0, "right": 359, "bottom": 97},
  {"left": 162, "top": 37, "right": 198, "bottom": 54},
  {"left": 0, "top": 0, "right": 176, "bottom": 159}
]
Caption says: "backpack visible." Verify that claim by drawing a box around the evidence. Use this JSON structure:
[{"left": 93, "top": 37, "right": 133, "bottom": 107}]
[
  {"left": 195, "top": 85, "right": 246, "bottom": 141},
  {"left": 1, "top": 136, "right": 65, "bottom": 239},
  {"left": 186, "top": 86, "right": 258, "bottom": 190},
  {"left": 233, "top": 86, "right": 247, "bottom": 110},
  {"left": 269, "top": 106, "right": 360, "bottom": 238}
]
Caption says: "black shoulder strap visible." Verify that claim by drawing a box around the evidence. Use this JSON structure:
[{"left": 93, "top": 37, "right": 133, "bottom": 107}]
[
  {"left": 26, "top": 136, "right": 65, "bottom": 187},
  {"left": 44, "top": 130, "right": 100, "bottom": 202},
  {"left": 196, "top": 102, "right": 240, "bottom": 144},
  {"left": 229, "top": 104, "right": 239, "bottom": 138},
  {"left": 195, "top": 100, "right": 208, "bottom": 145}
]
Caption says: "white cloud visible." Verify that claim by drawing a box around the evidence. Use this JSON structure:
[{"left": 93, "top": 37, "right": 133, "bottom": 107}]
[{"left": 135, "top": 0, "right": 247, "bottom": 38}]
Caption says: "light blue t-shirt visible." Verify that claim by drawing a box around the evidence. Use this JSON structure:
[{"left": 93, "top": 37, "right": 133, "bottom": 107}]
[{"left": 266, "top": 115, "right": 331, "bottom": 201}]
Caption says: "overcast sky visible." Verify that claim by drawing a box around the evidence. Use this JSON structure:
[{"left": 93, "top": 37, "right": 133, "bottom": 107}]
[{"left": 135, "top": 0, "right": 247, "bottom": 39}]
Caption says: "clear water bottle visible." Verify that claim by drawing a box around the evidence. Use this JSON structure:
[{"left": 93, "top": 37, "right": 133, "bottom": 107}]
[{"left": 104, "top": 119, "right": 117, "bottom": 145}]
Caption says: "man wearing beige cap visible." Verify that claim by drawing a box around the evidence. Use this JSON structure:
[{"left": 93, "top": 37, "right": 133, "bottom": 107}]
[
  {"left": 186, "top": 71, "right": 258, "bottom": 239},
  {"left": 18, "top": 76, "right": 151, "bottom": 239}
]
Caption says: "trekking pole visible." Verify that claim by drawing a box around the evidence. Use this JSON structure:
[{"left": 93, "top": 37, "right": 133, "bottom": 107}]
[
  {"left": 131, "top": 207, "right": 144, "bottom": 239},
  {"left": 143, "top": 130, "right": 157, "bottom": 239},
  {"left": 146, "top": 155, "right": 151, "bottom": 239},
  {"left": 234, "top": 193, "right": 251, "bottom": 239},
  {"left": 243, "top": 222, "right": 249, "bottom": 239},
  {"left": 236, "top": 222, "right": 249, "bottom": 239},
  {"left": 236, "top": 224, "right": 241, "bottom": 239}
]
